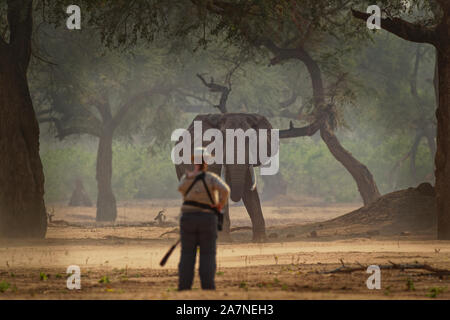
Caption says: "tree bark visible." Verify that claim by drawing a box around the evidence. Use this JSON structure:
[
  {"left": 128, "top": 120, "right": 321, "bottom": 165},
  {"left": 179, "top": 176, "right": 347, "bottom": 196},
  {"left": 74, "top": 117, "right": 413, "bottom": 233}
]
[
  {"left": 0, "top": 49, "right": 47, "bottom": 237},
  {"left": 435, "top": 44, "right": 450, "bottom": 239},
  {"left": 96, "top": 129, "right": 117, "bottom": 222},
  {"left": 0, "top": 1, "right": 47, "bottom": 238}
]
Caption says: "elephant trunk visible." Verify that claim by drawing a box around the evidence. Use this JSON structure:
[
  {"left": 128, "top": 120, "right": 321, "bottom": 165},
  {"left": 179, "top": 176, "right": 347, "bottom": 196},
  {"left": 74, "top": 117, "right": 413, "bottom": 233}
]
[{"left": 228, "top": 164, "right": 247, "bottom": 202}]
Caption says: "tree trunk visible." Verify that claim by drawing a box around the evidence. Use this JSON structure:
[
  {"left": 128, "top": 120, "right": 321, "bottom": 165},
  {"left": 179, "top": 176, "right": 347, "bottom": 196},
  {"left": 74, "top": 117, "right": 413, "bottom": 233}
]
[
  {"left": 300, "top": 48, "right": 381, "bottom": 206},
  {"left": 0, "top": 49, "right": 47, "bottom": 238},
  {"left": 320, "top": 125, "right": 380, "bottom": 206},
  {"left": 96, "top": 129, "right": 117, "bottom": 222},
  {"left": 435, "top": 43, "right": 450, "bottom": 239}
]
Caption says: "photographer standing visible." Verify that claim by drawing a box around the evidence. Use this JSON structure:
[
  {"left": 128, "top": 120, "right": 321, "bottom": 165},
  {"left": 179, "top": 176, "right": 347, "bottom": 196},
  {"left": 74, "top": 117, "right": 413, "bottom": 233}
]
[{"left": 177, "top": 147, "right": 230, "bottom": 291}]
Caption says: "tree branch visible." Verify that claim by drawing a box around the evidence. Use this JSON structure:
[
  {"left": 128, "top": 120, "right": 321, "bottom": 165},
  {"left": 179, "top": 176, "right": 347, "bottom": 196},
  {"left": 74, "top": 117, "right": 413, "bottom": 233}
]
[
  {"left": 351, "top": 9, "right": 438, "bottom": 46},
  {"left": 258, "top": 37, "right": 300, "bottom": 65},
  {"left": 279, "top": 119, "right": 322, "bottom": 139},
  {"left": 321, "top": 260, "right": 450, "bottom": 277},
  {"left": 111, "top": 84, "right": 173, "bottom": 129},
  {"left": 39, "top": 117, "right": 101, "bottom": 140},
  {"left": 196, "top": 73, "right": 229, "bottom": 113},
  {"left": 90, "top": 92, "right": 112, "bottom": 122}
]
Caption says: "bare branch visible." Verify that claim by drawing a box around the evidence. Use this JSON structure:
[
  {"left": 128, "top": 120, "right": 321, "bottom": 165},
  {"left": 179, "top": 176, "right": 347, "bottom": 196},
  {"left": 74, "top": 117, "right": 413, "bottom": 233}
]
[
  {"left": 258, "top": 37, "right": 300, "bottom": 65},
  {"left": 196, "top": 73, "right": 230, "bottom": 113},
  {"left": 351, "top": 9, "right": 438, "bottom": 46},
  {"left": 279, "top": 119, "right": 322, "bottom": 139},
  {"left": 89, "top": 91, "right": 112, "bottom": 122},
  {"left": 321, "top": 261, "right": 450, "bottom": 277}
]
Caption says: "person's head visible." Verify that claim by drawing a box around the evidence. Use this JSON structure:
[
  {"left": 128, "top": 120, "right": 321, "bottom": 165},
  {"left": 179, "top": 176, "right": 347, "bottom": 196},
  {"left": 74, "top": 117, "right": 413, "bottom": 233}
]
[{"left": 192, "top": 147, "right": 210, "bottom": 171}]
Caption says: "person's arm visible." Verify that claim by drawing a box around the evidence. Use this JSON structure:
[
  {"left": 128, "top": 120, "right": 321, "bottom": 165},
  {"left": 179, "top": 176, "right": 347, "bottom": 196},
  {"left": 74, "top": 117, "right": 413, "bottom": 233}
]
[
  {"left": 178, "top": 174, "right": 191, "bottom": 194},
  {"left": 212, "top": 175, "right": 230, "bottom": 211}
]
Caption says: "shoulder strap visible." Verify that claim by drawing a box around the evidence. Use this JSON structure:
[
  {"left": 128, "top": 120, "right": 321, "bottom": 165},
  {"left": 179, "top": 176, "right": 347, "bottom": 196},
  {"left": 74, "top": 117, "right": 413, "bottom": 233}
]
[
  {"left": 184, "top": 172, "right": 204, "bottom": 197},
  {"left": 200, "top": 174, "right": 215, "bottom": 205},
  {"left": 183, "top": 172, "right": 215, "bottom": 205}
]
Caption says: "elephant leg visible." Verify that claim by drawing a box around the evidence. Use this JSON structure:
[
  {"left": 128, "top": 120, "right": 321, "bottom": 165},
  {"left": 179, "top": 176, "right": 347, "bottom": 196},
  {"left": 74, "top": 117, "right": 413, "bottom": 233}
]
[
  {"left": 242, "top": 186, "right": 266, "bottom": 242},
  {"left": 218, "top": 202, "right": 232, "bottom": 242}
]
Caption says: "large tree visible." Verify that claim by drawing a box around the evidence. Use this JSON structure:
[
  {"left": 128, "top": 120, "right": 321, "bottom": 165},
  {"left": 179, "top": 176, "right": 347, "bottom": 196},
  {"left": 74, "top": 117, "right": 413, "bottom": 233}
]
[
  {"left": 0, "top": 0, "right": 178, "bottom": 231},
  {"left": 35, "top": 30, "right": 175, "bottom": 222},
  {"left": 0, "top": 1, "right": 47, "bottom": 238},
  {"left": 184, "top": 0, "right": 381, "bottom": 205},
  {"left": 352, "top": 0, "right": 450, "bottom": 239},
  {"left": 55, "top": 0, "right": 380, "bottom": 205}
]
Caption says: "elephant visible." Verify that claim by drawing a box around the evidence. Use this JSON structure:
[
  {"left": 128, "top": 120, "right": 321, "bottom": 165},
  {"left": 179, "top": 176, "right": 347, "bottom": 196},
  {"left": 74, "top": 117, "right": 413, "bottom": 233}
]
[{"left": 174, "top": 113, "right": 276, "bottom": 242}]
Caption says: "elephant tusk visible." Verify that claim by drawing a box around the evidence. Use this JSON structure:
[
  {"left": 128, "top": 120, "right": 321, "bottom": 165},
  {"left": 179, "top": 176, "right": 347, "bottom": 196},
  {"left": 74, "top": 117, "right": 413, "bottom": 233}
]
[{"left": 249, "top": 165, "right": 257, "bottom": 191}]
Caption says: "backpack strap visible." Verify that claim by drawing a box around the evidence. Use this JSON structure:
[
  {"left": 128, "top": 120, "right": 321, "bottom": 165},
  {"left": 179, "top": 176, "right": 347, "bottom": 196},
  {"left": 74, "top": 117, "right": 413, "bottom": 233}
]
[
  {"left": 200, "top": 174, "right": 215, "bottom": 205},
  {"left": 184, "top": 172, "right": 215, "bottom": 205},
  {"left": 184, "top": 172, "right": 204, "bottom": 197}
]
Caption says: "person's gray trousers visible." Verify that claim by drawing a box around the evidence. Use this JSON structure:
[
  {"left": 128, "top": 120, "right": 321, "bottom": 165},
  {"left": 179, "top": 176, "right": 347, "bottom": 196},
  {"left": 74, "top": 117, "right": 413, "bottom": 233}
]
[{"left": 178, "top": 211, "right": 217, "bottom": 290}]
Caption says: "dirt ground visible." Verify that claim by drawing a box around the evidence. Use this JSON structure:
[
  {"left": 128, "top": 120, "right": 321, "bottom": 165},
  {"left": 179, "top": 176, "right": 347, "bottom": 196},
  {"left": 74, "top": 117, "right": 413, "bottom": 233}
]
[{"left": 0, "top": 199, "right": 449, "bottom": 300}]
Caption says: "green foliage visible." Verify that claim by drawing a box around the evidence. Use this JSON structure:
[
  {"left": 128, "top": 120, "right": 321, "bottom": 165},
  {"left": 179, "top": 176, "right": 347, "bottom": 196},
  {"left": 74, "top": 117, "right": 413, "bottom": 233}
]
[
  {"left": 112, "top": 143, "right": 179, "bottom": 200},
  {"left": 99, "top": 275, "right": 110, "bottom": 284},
  {"left": 39, "top": 272, "right": 49, "bottom": 281},
  {"left": 239, "top": 281, "right": 248, "bottom": 290},
  {"left": 32, "top": 1, "right": 437, "bottom": 207},
  {"left": 41, "top": 124, "right": 435, "bottom": 204},
  {"left": 280, "top": 138, "right": 358, "bottom": 202},
  {"left": 0, "top": 281, "right": 10, "bottom": 293},
  {"left": 406, "top": 278, "right": 415, "bottom": 291},
  {"left": 41, "top": 143, "right": 97, "bottom": 202},
  {"left": 427, "top": 286, "right": 446, "bottom": 298}
]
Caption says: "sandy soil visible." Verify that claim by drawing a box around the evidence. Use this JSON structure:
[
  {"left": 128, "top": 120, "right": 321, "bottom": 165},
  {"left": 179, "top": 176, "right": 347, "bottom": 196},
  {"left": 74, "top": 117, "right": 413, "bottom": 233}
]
[{"left": 0, "top": 200, "right": 449, "bottom": 300}]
